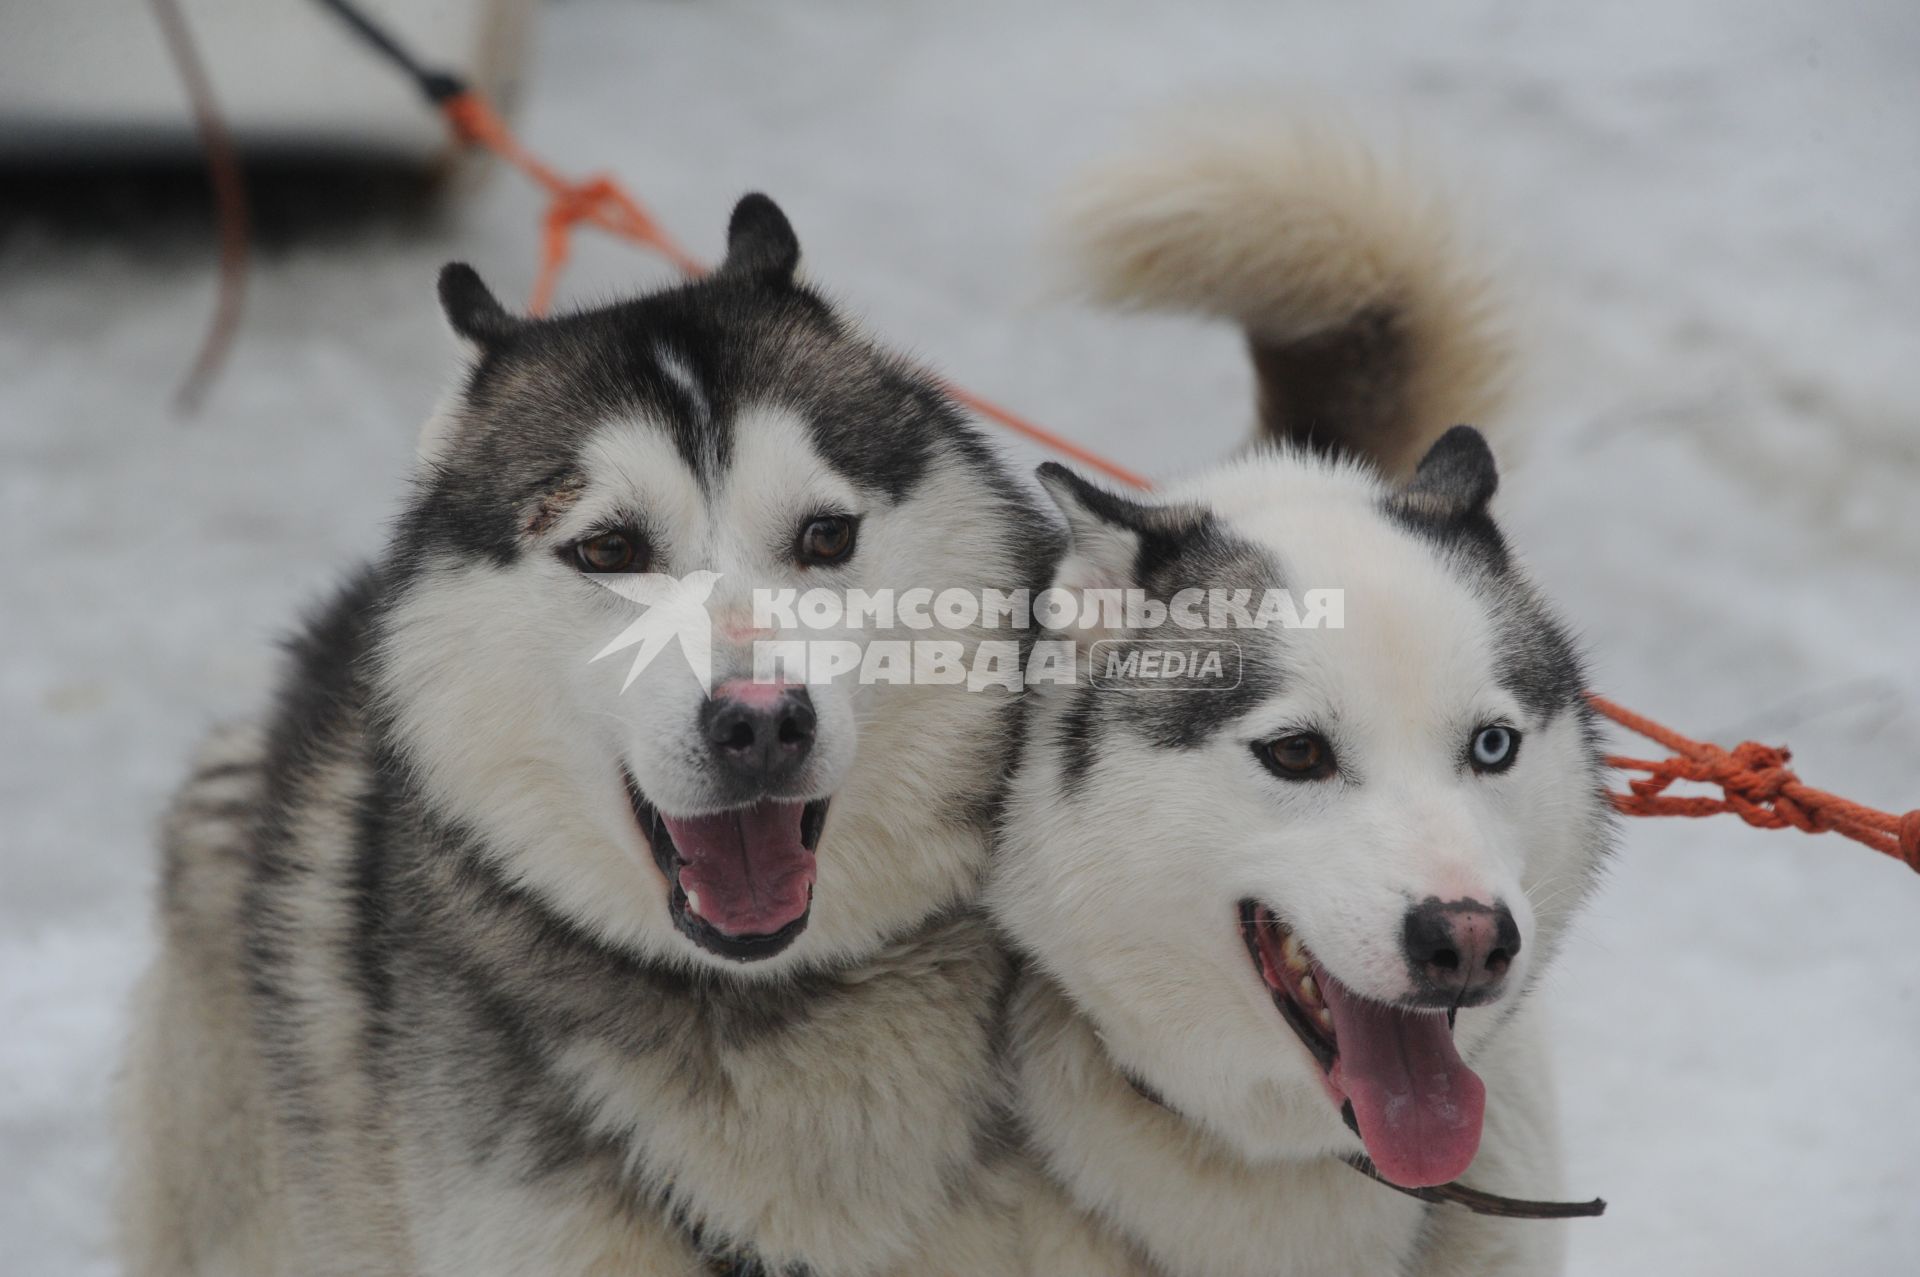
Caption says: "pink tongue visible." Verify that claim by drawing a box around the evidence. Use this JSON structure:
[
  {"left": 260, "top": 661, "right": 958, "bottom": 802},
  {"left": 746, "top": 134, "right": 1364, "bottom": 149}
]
[
  {"left": 659, "top": 801, "right": 815, "bottom": 938},
  {"left": 1320, "top": 968, "right": 1486, "bottom": 1188}
]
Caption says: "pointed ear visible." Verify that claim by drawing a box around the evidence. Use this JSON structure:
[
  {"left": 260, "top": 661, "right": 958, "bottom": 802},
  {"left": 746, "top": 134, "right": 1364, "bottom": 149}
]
[
  {"left": 719, "top": 193, "right": 801, "bottom": 283},
  {"left": 438, "top": 263, "right": 519, "bottom": 346},
  {"left": 1401, "top": 424, "right": 1498, "bottom": 517},
  {"left": 1036, "top": 462, "right": 1157, "bottom": 592},
  {"left": 1036, "top": 463, "right": 1207, "bottom": 645}
]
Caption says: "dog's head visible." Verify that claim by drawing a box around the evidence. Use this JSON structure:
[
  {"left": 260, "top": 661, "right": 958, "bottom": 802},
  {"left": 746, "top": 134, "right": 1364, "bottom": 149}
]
[
  {"left": 374, "top": 196, "right": 1037, "bottom": 974},
  {"left": 994, "top": 428, "right": 1612, "bottom": 1187}
]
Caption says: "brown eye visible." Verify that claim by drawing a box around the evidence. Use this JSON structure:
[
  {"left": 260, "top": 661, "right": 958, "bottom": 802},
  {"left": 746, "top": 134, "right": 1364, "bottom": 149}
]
[
  {"left": 572, "top": 530, "right": 643, "bottom": 573},
  {"left": 797, "top": 514, "right": 858, "bottom": 566},
  {"left": 1258, "top": 732, "right": 1336, "bottom": 781}
]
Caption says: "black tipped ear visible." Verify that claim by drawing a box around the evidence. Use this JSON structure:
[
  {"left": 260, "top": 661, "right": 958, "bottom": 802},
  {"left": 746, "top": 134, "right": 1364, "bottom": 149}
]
[
  {"left": 1037, "top": 462, "right": 1159, "bottom": 543},
  {"left": 438, "top": 263, "right": 519, "bottom": 346},
  {"left": 1036, "top": 462, "right": 1206, "bottom": 594},
  {"left": 1036, "top": 463, "right": 1150, "bottom": 638},
  {"left": 720, "top": 194, "right": 801, "bottom": 283},
  {"left": 1402, "top": 425, "right": 1499, "bottom": 517}
]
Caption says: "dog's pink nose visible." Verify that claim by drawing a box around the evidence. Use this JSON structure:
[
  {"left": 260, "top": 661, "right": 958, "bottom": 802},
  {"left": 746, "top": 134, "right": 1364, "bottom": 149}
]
[{"left": 1401, "top": 898, "right": 1519, "bottom": 1007}]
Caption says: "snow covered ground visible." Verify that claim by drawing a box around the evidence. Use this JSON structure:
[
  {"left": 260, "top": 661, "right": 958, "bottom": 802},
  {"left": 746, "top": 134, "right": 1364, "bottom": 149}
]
[{"left": 4, "top": 0, "right": 1917, "bottom": 1271}]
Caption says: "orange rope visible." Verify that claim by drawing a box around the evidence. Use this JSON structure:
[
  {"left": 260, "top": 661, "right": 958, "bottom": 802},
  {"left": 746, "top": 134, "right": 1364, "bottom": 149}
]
[
  {"left": 944, "top": 385, "right": 1154, "bottom": 490},
  {"left": 1589, "top": 695, "right": 1920, "bottom": 872},
  {"left": 442, "top": 92, "right": 705, "bottom": 310},
  {"left": 436, "top": 89, "right": 1917, "bottom": 874},
  {"left": 440, "top": 92, "right": 1154, "bottom": 492}
]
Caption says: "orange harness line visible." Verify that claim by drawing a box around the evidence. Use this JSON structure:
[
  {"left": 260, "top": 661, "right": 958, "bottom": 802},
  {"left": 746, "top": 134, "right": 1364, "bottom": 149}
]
[
  {"left": 1588, "top": 695, "right": 1920, "bottom": 870},
  {"left": 442, "top": 92, "right": 1154, "bottom": 492},
  {"left": 442, "top": 93, "right": 704, "bottom": 309},
  {"left": 440, "top": 90, "right": 1918, "bottom": 875}
]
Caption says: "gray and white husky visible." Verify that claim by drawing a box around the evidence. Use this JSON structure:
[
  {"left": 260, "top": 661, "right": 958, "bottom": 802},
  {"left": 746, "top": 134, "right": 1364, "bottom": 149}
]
[
  {"left": 994, "top": 117, "right": 1616, "bottom": 1276},
  {"left": 119, "top": 197, "right": 1051, "bottom": 1276}
]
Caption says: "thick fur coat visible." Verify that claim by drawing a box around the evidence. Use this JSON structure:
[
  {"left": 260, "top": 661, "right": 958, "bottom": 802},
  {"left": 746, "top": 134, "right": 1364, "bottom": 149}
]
[{"left": 120, "top": 199, "right": 1050, "bottom": 1277}]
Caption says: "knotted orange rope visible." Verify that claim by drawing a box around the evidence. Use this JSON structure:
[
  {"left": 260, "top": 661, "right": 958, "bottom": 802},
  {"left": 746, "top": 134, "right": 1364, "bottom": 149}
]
[
  {"left": 441, "top": 92, "right": 705, "bottom": 311},
  {"left": 435, "top": 88, "right": 1914, "bottom": 875},
  {"left": 1589, "top": 695, "right": 1920, "bottom": 872}
]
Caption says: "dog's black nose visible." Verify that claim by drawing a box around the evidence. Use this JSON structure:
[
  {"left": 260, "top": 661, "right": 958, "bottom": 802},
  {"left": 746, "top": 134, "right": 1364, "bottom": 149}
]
[
  {"left": 700, "top": 686, "right": 815, "bottom": 787},
  {"left": 1401, "top": 897, "right": 1520, "bottom": 1007}
]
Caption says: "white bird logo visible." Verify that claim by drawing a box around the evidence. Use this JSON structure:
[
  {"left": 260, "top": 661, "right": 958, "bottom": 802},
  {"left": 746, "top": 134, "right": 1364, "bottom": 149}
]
[{"left": 587, "top": 571, "right": 723, "bottom": 693}]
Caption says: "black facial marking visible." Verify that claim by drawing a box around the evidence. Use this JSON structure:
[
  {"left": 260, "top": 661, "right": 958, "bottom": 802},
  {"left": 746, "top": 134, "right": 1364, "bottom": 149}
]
[
  {"left": 1486, "top": 580, "right": 1591, "bottom": 724},
  {"left": 1112, "top": 639, "right": 1280, "bottom": 753},
  {"left": 396, "top": 217, "right": 986, "bottom": 571},
  {"left": 797, "top": 359, "right": 943, "bottom": 501},
  {"left": 1040, "top": 490, "right": 1289, "bottom": 767},
  {"left": 1116, "top": 526, "right": 1286, "bottom": 751}
]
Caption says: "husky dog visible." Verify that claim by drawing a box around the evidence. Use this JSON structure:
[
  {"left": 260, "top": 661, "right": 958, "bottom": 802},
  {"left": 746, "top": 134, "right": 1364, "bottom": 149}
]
[
  {"left": 995, "top": 119, "right": 1615, "bottom": 1276},
  {"left": 119, "top": 197, "right": 1051, "bottom": 1276}
]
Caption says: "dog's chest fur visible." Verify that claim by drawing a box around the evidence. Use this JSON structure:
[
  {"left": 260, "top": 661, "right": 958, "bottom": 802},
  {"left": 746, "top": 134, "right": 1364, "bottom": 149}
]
[
  {"left": 233, "top": 595, "right": 1016, "bottom": 1274},
  {"left": 360, "top": 810, "right": 1016, "bottom": 1276}
]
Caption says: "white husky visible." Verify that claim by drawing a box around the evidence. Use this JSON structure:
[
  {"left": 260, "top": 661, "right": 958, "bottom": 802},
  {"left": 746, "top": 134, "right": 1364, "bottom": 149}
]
[{"left": 994, "top": 115, "right": 1615, "bottom": 1276}]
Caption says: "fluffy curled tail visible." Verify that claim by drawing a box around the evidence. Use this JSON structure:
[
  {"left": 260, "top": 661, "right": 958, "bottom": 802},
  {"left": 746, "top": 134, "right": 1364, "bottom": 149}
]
[{"left": 1056, "top": 109, "right": 1508, "bottom": 479}]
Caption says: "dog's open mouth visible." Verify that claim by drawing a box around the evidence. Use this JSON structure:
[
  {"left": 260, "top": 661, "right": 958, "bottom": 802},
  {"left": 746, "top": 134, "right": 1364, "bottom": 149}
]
[
  {"left": 1238, "top": 900, "right": 1487, "bottom": 1188},
  {"left": 626, "top": 771, "right": 829, "bottom": 962}
]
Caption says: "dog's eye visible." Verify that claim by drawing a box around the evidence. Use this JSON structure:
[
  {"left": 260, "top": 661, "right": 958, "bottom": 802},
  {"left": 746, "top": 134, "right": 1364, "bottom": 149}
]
[
  {"left": 1258, "top": 732, "right": 1336, "bottom": 781},
  {"left": 1469, "top": 724, "right": 1520, "bottom": 773},
  {"left": 796, "top": 514, "right": 858, "bottom": 566},
  {"left": 571, "top": 530, "right": 644, "bottom": 574}
]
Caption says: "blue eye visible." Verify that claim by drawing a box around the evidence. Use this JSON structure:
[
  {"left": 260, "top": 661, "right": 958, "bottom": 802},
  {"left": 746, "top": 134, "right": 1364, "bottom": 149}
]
[{"left": 1470, "top": 725, "right": 1519, "bottom": 772}]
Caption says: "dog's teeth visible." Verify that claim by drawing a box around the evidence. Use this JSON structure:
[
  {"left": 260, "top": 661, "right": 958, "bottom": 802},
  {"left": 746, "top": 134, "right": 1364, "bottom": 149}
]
[
  {"left": 1296, "top": 973, "right": 1319, "bottom": 1006},
  {"left": 686, "top": 888, "right": 702, "bottom": 916},
  {"left": 1281, "top": 935, "right": 1306, "bottom": 972},
  {"left": 1314, "top": 1007, "right": 1334, "bottom": 1033}
]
